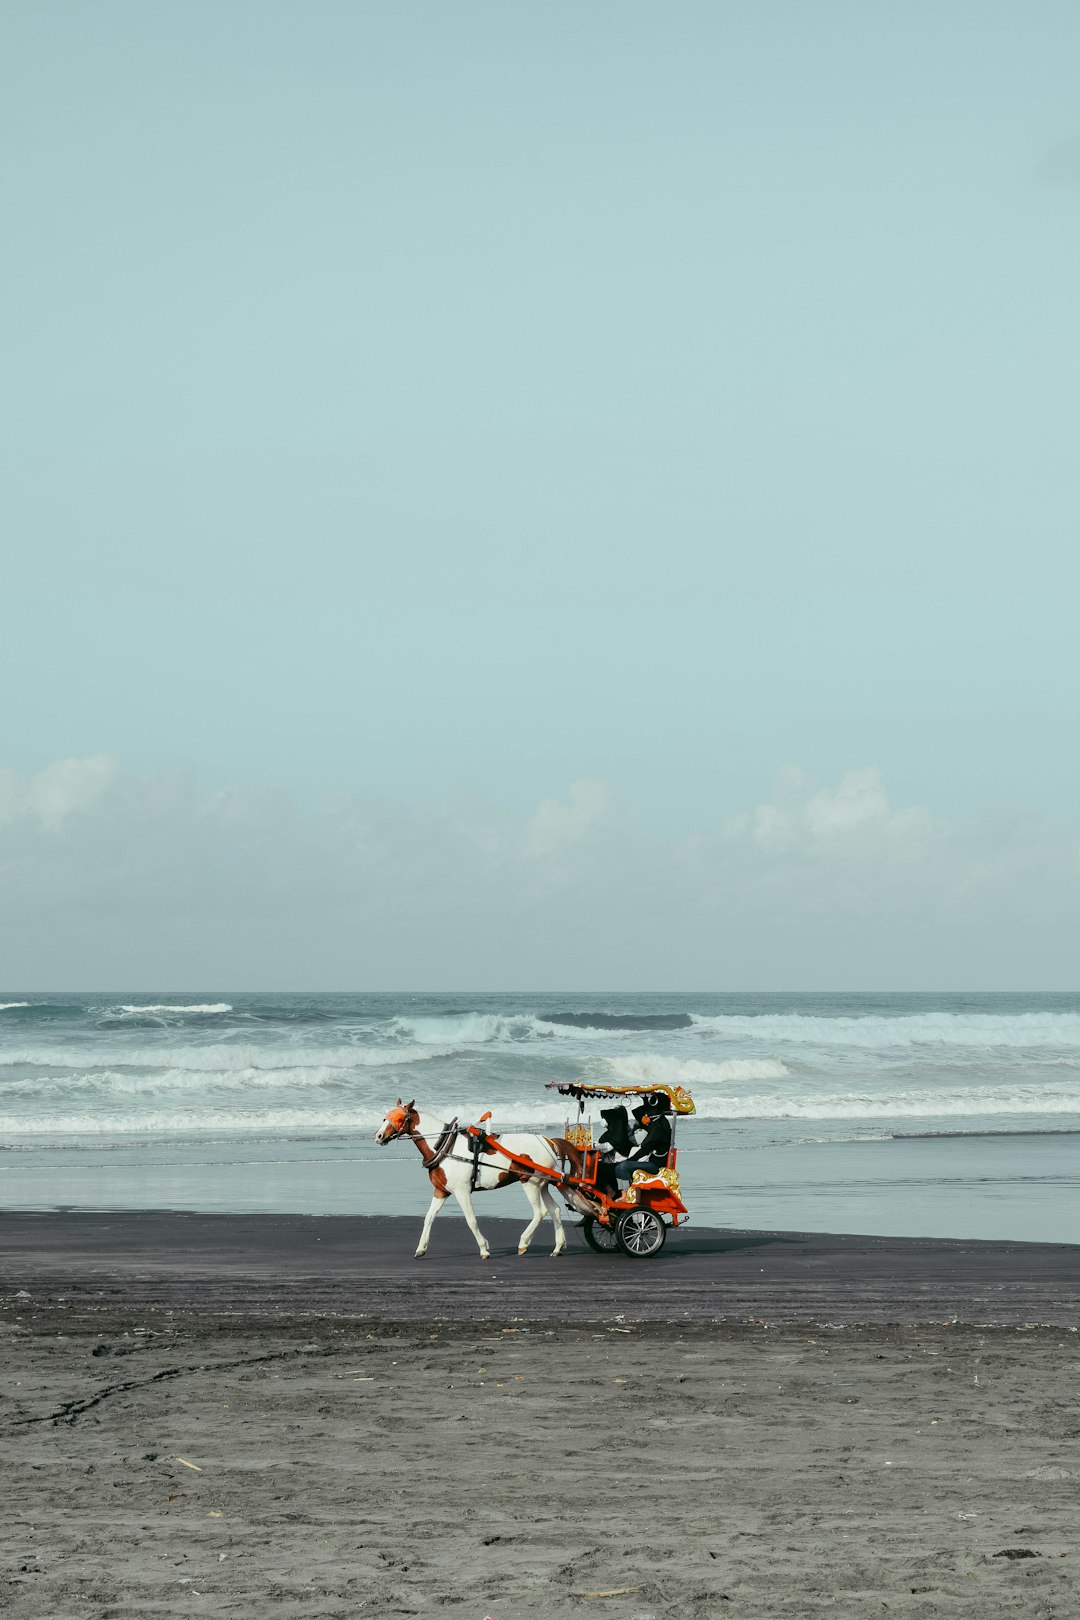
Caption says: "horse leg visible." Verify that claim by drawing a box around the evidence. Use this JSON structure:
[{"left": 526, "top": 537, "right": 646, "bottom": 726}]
[
  {"left": 415, "top": 1192, "right": 448, "bottom": 1258},
  {"left": 540, "top": 1181, "right": 567, "bottom": 1256},
  {"left": 516, "top": 1179, "right": 546, "bottom": 1256},
  {"left": 453, "top": 1186, "right": 490, "bottom": 1260}
]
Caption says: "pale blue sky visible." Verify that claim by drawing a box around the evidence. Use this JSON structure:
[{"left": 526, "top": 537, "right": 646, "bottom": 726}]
[{"left": 4, "top": 0, "right": 1079, "bottom": 842}]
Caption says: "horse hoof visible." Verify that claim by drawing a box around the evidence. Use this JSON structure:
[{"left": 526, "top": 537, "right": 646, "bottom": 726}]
[
  {"left": 517, "top": 1247, "right": 528, "bottom": 1256},
  {"left": 480, "top": 1252, "right": 491, "bottom": 1261},
  {"left": 414, "top": 1251, "right": 426, "bottom": 1260}
]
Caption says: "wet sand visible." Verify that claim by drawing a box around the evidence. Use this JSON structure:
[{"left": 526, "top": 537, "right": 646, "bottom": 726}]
[
  {"left": 3, "top": 1213, "right": 1079, "bottom": 1617},
  {"left": 3, "top": 1210, "right": 1079, "bottom": 1325}
]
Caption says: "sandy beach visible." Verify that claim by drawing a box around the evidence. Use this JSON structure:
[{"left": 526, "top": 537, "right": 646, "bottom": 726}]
[{"left": 3, "top": 1215, "right": 1078, "bottom": 1619}]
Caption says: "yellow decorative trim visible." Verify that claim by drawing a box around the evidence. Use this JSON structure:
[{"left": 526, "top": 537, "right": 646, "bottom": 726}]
[
  {"left": 623, "top": 1166, "right": 681, "bottom": 1206},
  {"left": 565, "top": 1123, "right": 594, "bottom": 1148},
  {"left": 562, "top": 1083, "right": 695, "bottom": 1115}
]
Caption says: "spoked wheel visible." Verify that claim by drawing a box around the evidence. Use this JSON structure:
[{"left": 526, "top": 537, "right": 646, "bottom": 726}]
[
  {"left": 582, "top": 1215, "right": 620, "bottom": 1253},
  {"left": 616, "top": 1208, "right": 667, "bottom": 1258}
]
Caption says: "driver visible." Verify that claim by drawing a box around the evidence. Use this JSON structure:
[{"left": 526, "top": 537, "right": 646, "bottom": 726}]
[{"left": 614, "top": 1093, "right": 672, "bottom": 1182}]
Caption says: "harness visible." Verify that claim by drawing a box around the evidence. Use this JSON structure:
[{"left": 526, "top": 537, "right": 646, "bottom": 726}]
[
  {"left": 387, "top": 1107, "right": 564, "bottom": 1194},
  {"left": 420, "top": 1118, "right": 458, "bottom": 1172},
  {"left": 465, "top": 1126, "right": 493, "bottom": 1192}
]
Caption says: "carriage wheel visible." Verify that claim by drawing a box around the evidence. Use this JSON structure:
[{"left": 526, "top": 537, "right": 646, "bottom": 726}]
[
  {"left": 582, "top": 1215, "right": 620, "bottom": 1254},
  {"left": 616, "top": 1208, "right": 667, "bottom": 1258}
]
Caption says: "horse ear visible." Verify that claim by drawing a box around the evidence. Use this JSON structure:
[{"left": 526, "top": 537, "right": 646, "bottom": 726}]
[
  {"left": 394, "top": 1097, "right": 403, "bottom": 1107},
  {"left": 405, "top": 1099, "right": 415, "bottom": 1111}
]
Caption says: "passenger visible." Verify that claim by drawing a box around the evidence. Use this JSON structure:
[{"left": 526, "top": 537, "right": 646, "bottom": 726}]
[
  {"left": 595, "top": 1105, "right": 633, "bottom": 1197},
  {"left": 598, "top": 1105, "right": 634, "bottom": 1157},
  {"left": 614, "top": 1093, "right": 673, "bottom": 1182}
]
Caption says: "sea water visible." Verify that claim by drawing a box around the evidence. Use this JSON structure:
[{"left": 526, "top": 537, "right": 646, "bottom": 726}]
[{"left": 1, "top": 991, "right": 1077, "bottom": 1243}]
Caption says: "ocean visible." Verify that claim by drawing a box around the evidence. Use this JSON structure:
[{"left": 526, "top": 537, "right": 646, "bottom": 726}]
[{"left": 2, "top": 991, "right": 1078, "bottom": 1243}]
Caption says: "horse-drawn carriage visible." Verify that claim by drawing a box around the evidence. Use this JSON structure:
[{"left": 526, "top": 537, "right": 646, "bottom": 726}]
[
  {"left": 375, "top": 1080, "right": 696, "bottom": 1261},
  {"left": 544, "top": 1079, "right": 695, "bottom": 1257}
]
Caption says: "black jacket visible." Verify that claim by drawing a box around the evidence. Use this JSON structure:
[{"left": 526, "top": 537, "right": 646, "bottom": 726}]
[
  {"left": 630, "top": 1114, "right": 672, "bottom": 1164},
  {"left": 598, "top": 1106, "right": 634, "bottom": 1157}
]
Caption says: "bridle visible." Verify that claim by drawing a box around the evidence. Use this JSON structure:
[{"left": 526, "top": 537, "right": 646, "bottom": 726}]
[
  {"left": 378, "top": 1103, "right": 420, "bottom": 1145},
  {"left": 377, "top": 1103, "right": 459, "bottom": 1172}
]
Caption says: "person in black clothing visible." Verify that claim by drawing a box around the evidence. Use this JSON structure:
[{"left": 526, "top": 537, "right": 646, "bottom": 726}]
[
  {"left": 598, "top": 1105, "right": 634, "bottom": 1157},
  {"left": 595, "top": 1104, "right": 633, "bottom": 1197},
  {"left": 614, "top": 1093, "right": 672, "bottom": 1181}
]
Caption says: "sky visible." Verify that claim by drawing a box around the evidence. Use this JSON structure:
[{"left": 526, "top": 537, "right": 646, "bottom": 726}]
[{"left": 2, "top": 2, "right": 1078, "bottom": 987}]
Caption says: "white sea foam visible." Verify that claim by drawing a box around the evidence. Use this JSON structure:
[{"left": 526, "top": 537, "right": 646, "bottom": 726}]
[
  {"left": 0, "top": 1064, "right": 433, "bottom": 1098},
  {"left": 389, "top": 1012, "right": 638, "bottom": 1045},
  {"left": 0, "top": 1099, "right": 566, "bottom": 1138},
  {"left": 113, "top": 1003, "right": 233, "bottom": 1015},
  {"left": 687, "top": 1086, "right": 1080, "bottom": 1121},
  {"left": 607, "top": 1055, "right": 791, "bottom": 1086},
  {"left": 0, "top": 1002, "right": 31, "bottom": 1011},
  {"left": 372, "top": 1009, "right": 1080, "bottom": 1053},
  {"left": 3, "top": 1082, "right": 1078, "bottom": 1140},
  {"left": 0, "top": 1106, "right": 388, "bottom": 1137},
  {"left": 688, "top": 1011, "right": 1080, "bottom": 1049},
  {"left": 390, "top": 1013, "right": 556, "bottom": 1044},
  {"left": 0, "top": 1042, "right": 454, "bottom": 1073}
]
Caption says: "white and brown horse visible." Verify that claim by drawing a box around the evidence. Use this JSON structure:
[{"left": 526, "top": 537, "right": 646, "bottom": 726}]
[{"left": 375, "top": 1099, "right": 579, "bottom": 1260}]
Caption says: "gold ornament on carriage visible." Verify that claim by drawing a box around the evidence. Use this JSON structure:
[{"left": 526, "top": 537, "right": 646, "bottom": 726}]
[
  {"left": 579, "top": 1083, "right": 695, "bottom": 1115},
  {"left": 546, "top": 1079, "right": 696, "bottom": 1116},
  {"left": 622, "top": 1166, "right": 681, "bottom": 1205},
  {"left": 564, "top": 1123, "right": 594, "bottom": 1148}
]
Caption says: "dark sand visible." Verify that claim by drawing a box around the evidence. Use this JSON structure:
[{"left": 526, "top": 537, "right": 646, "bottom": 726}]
[
  {"left": 3, "top": 1211, "right": 1079, "bottom": 1325},
  {"left": 3, "top": 1214, "right": 1079, "bottom": 1618}
]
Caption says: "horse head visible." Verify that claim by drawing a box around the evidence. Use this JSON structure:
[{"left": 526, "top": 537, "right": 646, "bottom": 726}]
[{"left": 375, "top": 1098, "right": 417, "bottom": 1144}]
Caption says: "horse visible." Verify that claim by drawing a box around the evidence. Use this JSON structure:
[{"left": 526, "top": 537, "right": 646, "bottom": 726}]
[{"left": 374, "top": 1098, "right": 582, "bottom": 1260}]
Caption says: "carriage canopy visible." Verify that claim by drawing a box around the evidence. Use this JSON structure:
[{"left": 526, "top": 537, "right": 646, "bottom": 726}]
[{"left": 544, "top": 1080, "right": 696, "bottom": 1116}]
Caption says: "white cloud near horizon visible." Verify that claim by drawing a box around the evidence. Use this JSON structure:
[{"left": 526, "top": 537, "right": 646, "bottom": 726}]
[{"left": 1, "top": 756, "right": 1077, "bottom": 990}]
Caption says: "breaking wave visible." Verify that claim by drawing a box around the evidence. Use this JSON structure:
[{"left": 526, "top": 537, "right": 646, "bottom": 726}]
[
  {"left": 0, "top": 1098, "right": 566, "bottom": 1138},
  {"left": 388, "top": 1011, "right": 691, "bottom": 1044},
  {"left": 689, "top": 1011, "right": 1080, "bottom": 1049},
  {"left": 114, "top": 1003, "right": 233, "bottom": 1015},
  {"left": 2, "top": 1083, "right": 1078, "bottom": 1141},
  {"left": 0, "top": 1042, "right": 453, "bottom": 1073},
  {"left": 607, "top": 1055, "right": 791, "bottom": 1086},
  {"left": 689, "top": 1085, "right": 1080, "bottom": 1121},
  {"left": 390, "top": 1013, "right": 557, "bottom": 1044},
  {"left": 539, "top": 1011, "right": 694, "bottom": 1031},
  {"left": 0, "top": 1062, "right": 444, "bottom": 1098}
]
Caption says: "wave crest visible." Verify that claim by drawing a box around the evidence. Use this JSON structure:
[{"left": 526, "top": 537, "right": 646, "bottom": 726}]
[
  {"left": 607, "top": 1055, "right": 791, "bottom": 1086},
  {"left": 113, "top": 1003, "right": 233, "bottom": 1015},
  {"left": 0, "top": 1042, "right": 454, "bottom": 1074},
  {"left": 689, "top": 1011, "right": 1080, "bottom": 1049},
  {"left": 539, "top": 1012, "right": 694, "bottom": 1031}
]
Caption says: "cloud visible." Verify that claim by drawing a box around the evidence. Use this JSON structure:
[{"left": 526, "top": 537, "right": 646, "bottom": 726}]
[
  {"left": 0, "top": 757, "right": 1077, "bottom": 989},
  {"left": 0, "top": 753, "right": 117, "bottom": 831}
]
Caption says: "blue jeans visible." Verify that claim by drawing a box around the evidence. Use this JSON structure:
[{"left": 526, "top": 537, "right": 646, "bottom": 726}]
[{"left": 615, "top": 1158, "right": 663, "bottom": 1181}]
